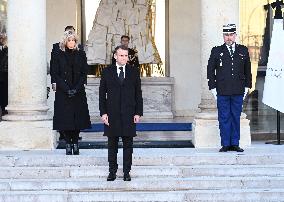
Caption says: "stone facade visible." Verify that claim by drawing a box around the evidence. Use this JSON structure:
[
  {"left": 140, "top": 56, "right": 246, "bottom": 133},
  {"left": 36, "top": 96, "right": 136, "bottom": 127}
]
[
  {"left": 85, "top": 0, "right": 161, "bottom": 65},
  {"left": 0, "top": 0, "right": 252, "bottom": 149},
  {"left": 0, "top": 0, "right": 57, "bottom": 150},
  {"left": 48, "top": 77, "right": 174, "bottom": 120}
]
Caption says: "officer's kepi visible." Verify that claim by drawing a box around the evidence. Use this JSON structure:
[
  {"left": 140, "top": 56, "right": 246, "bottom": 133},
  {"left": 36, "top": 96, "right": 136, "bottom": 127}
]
[{"left": 223, "top": 24, "right": 236, "bottom": 33}]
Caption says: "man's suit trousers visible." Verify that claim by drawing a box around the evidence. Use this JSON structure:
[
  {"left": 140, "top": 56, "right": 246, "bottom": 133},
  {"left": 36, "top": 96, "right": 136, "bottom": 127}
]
[{"left": 108, "top": 136, "right": 133, "bottom": 173}]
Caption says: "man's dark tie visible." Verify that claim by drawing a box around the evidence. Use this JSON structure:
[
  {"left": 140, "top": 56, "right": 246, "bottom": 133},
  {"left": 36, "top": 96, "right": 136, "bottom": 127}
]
[
  {"left": 229, "top": 45, "right": 234, "bottom": 57},
  {"left": 118, "top": 67, "right": 124, "bottom": 83}
]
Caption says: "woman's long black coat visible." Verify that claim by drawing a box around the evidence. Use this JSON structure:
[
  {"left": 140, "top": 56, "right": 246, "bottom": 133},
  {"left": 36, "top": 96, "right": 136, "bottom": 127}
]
[{"left": 52, "top": 49, "right": 91, "bottom": 131}]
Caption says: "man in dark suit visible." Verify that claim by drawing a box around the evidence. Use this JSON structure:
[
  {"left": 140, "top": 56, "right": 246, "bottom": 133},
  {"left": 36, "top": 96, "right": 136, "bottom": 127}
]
[
  {"left": 112, "top": 35, "right": 139, "bottom": 68},
  {"left": 99, "top": 45, "right": 143, "bottom": 181},
  {"left": 0, "top": 33, "right": 8, "bottom": 116},
  {"left": 50, "top": 26, "right": 86, "bottom": 141},
  {"left": 207, "top": 24, "right": 252, "bottom": 152}
]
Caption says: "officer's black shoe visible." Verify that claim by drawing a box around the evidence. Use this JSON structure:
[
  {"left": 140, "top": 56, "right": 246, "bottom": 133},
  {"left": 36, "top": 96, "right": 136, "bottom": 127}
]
[
  {"left": 107, "top": 172, "right": 116, "bottom": 181},
  {"left": 219, "top": 146, "right": 230, "bottom": 152},
  {"left": 65, "top": 144, "right": 72, "bottom": 155},
  {"left": 230, "top": 145, "right": 244, "bottom": 152},
  {"left": 123, "top": 173, "right": 131, "bottom": 181},
  {"left": 73, "top": 144, "right": 79, "bottom": 155}
]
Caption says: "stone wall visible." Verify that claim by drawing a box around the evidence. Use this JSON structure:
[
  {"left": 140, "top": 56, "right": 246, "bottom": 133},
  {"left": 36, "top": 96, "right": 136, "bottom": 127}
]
[
  {"left": 169, "top": 0, "right": 202, "bottom": 117},
  {"left": 48, "top": 77, "right": 174, "bottom": 120}
]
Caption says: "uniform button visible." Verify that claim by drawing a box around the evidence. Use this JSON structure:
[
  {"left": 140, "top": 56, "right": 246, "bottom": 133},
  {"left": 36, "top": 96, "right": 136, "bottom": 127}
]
[
  {"left": 232, "top": 68, "right": 234, "bottom": 71},
  {"left": 232, "top": 63, "right": 234, "bottom": 65},
  {"left": 232, "top": 74, "right": 234, "bottom": 76}
]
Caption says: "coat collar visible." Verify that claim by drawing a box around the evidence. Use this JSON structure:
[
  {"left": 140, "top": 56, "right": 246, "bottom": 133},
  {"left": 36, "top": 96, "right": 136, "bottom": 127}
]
[
  {"left": 221, "top": 43, "right": 239, "bottom": 57},
  {"left": 59, "top": 49, "right": 80, "bottom": 66},
  {"left": 110, "top": 64, "right": 131, "bottom": 85}
]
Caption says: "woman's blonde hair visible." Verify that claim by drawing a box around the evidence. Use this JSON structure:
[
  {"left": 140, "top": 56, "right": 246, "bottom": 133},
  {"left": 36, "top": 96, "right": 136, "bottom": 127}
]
[{"left": 59, "top": 30, "right": 79, "bottom": 51}]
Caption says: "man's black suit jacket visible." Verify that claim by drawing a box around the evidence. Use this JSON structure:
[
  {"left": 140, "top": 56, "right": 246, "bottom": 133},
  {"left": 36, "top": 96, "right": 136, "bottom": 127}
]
[{"left": 99, "top": 64, "right": 143, "bottom": 137}]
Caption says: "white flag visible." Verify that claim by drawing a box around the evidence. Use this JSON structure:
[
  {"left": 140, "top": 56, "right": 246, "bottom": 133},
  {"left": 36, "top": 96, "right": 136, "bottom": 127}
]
[{"left": 262, "top": 19, "right": 284, "bottom": 113}]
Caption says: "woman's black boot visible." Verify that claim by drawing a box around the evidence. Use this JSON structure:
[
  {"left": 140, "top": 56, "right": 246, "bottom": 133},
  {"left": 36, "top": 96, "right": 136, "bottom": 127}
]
[
  {"left": 73, "top": 143, "right": 79, "bottom": 155},
  {"left": 66, "top": 143, "right": 72, "bottom": 155}
]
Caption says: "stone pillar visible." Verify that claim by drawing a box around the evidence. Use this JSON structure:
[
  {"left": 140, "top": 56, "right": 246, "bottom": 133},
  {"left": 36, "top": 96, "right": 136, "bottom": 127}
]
[
  {"left": 0, "top": 0, "right": 57, "bottom": 150},
  {"left": 192, "top": 0, "right": 251, "bottom": 148}
]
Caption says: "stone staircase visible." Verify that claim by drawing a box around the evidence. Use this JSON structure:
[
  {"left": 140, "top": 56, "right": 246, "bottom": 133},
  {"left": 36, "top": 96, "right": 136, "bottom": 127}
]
[
  {"left": 82, "top": 118, "right": 193, "bottom": 143},
  {"left": 80, "top": 131, "right": 192, "bottom": 142},
  {"left": 0, "top": 144, "right": 284, "bottom": 201}
]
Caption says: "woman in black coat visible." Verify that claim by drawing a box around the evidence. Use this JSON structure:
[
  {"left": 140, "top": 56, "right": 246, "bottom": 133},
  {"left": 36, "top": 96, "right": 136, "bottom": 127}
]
[{"left": 52, "top": 31, "right": 91, "bottom": 155}]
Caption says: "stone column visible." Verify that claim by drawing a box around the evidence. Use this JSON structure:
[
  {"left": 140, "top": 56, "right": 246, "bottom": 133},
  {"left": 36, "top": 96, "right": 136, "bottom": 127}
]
[
  {"left": 0, "top": 0, "right": 57, "bottom": 150},
  {"left": 192, "top": 0, "right": 251, "bottom": 148}
]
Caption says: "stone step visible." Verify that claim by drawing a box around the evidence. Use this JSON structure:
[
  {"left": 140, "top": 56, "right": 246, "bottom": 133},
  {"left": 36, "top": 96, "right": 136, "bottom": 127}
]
[
  {"left": 80, "top": 131, "right": 192, "bottom": 141},
  {"left": 0, "top": 164, "right": 284, "bottom": 179},
  {"left": 74, "top": 189, "right": 284, "bottom": 202},
  {"left": 1, "top": 189, "right": 284, "bottom": 202},
  {"left": 1, "top": 176, "right": 284, "bottom": 191},
  {"left": 1, "top": 152, "right": 284, "bottom": 167}
]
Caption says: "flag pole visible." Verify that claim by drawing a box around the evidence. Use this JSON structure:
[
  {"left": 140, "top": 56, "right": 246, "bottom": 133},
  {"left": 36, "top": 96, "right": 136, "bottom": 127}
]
[
  {"left": 263, "top": 0, "right": 284, "bottom": 145},
  {"left": 266, "top": 110, "right": 282, "bottom": 145}
]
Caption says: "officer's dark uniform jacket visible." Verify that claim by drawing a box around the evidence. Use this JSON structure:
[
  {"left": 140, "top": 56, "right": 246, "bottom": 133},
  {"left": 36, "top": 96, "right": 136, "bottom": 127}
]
[
  {"left": 112, "top": 48, "right": 139, "bottom": 68},
  {"left": 207, "top": 43, "right": 252, "bottom": 95}
]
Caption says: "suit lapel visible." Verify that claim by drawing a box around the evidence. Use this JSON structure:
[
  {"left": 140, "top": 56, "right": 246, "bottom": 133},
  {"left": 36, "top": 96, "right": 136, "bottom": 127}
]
[
  {"left": 233, "top": 44, "right": 239, "bottom": 57},
  {"left": 222, "top": 43, "right": 239, "bottom": 57},
  {"left": 222, "top": 43, "right": 238, "bottom": 58},
  {"left": 221, "top": 44, "right": 230, "bottom": 58},
  {"left": 110, "top": 65, "right": 121, "bottom": 85},
  {"left": 124, "top": 64, "right": 131, "bottom": 83}
]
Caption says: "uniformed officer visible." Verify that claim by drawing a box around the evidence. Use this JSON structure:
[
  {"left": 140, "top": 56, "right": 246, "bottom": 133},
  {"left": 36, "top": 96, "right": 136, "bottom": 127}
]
[
  {"left": 112, "top": 35, "right": 139, "bottom": 68},
  {"left": 207, "top": 24, "right": 252, "bottom": 152}
]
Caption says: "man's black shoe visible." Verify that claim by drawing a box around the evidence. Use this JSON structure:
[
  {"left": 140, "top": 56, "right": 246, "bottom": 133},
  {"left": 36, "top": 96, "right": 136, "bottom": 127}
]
[
  {"left": 230, "top": 145, "right": 244, "bottom": 152},
  {"left": 123, "top": 173, "right": 131, "bottom": 181},
  {"left": 219, "top": 146, "right": 229, "bottom": 152},
  {"left": 107, "top": 172, "right": 116, "bottom": 181}
]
